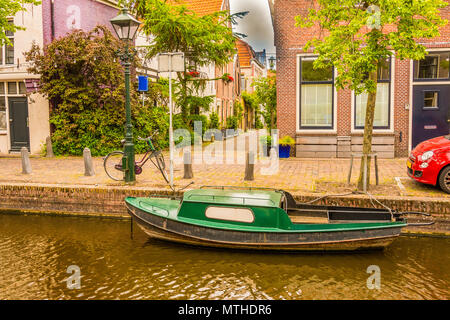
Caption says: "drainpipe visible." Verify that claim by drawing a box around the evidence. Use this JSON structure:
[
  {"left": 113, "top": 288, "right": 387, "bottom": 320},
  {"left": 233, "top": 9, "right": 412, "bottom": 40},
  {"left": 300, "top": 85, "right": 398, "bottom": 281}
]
[{"left": 50, "top": 0, "right": 55, "bottom": 41}]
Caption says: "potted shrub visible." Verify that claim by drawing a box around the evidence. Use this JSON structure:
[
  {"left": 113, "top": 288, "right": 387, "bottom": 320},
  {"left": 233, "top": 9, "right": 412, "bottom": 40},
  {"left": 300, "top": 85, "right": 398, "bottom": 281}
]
[{"left": 278, "top": 135, "right": 295, "bottom": 158}]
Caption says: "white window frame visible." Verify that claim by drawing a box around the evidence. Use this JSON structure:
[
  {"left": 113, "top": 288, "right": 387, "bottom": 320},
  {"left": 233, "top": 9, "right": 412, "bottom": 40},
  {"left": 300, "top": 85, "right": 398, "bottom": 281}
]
[
  {"left": 1, "top": 18, "right": 15, "bottom": 66},
  {"left": 351, "top": 56, "right": 395, "bottom": 134},
  {"left": 296, "top": 54, "right": 337, "bottom": 134}
]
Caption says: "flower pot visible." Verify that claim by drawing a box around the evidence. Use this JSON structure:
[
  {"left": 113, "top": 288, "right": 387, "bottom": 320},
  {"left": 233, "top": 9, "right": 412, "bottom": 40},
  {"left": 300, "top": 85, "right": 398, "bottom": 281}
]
[{"left": 278, "top": 145, "right": 291, "bottom": 158}]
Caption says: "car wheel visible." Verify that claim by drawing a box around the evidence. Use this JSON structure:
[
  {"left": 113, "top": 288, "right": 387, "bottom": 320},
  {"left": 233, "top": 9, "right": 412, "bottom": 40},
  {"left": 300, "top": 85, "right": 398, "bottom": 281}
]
[{"left": 438, "top": 166, "right": 450, "bottom": 194}]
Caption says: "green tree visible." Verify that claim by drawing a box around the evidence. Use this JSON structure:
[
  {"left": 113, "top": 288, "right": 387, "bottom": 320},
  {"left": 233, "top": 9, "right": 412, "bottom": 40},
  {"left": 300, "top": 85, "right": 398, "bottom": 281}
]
[
  {"left": 0, "top": 0, "right": 40, "bottom": 45},
  {"left": 252, "top": 75, "right": 277, "bottom": 131},
  {"left": 242, "top": 91, "right": 263, "bottom": 129},
  {"left": 296, "top": 0, "right": 447, "bottom": 191},
  {"left": 25, "top": 26, "right": 168, "bottom": 156},
  {"left": 127, "top": 0, "right": 236, "bottom": 124}
]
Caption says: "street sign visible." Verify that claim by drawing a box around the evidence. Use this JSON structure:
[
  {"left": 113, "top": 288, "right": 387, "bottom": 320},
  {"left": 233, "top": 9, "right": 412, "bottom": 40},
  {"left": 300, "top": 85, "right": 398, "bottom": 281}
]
[
  {"left": 138, "top": 76, "right": 148, "bottom": 92},
  {"left": 158, "top": 53, "right": 185, "bottom": 72},
  {"left": 157, "top": 52, "right": 186, "bottom": 190}
]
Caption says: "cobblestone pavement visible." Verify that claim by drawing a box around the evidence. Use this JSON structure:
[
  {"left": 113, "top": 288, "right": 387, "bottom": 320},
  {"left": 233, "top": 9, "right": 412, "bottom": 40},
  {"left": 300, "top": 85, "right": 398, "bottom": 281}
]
[{"left": 0, "top": 151, "right": 448, "bottom": 199}]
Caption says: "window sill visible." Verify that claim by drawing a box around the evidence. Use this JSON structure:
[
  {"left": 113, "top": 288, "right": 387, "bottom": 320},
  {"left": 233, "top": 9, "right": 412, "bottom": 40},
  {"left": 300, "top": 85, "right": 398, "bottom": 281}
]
[
  {"left": 297, "top": 129, "right": 337, "bottom": 134},
  {"left": 350, "top": 130, "right": 394, "bottom": 135},
  {"left": 0, "top": 130, "right": 7, "bottom": 135}
]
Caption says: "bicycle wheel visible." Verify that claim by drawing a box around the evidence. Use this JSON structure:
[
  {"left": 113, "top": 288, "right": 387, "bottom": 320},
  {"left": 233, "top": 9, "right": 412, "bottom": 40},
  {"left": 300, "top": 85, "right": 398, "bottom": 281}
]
[
  {"left": 158, "top": 151, "right": 166, "bottom": 171},
  {"left": 104, "top": 151, "right": 125, "bottom": 181},
  {"left": 155, "top": 152, "right": 169, "bottom": 183}
]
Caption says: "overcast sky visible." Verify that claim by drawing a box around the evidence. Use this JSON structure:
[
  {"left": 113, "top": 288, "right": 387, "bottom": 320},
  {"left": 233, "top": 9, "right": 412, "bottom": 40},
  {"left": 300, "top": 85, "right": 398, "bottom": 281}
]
[{"left": 229, "top": 0, "right": 276, "bottom": 57}]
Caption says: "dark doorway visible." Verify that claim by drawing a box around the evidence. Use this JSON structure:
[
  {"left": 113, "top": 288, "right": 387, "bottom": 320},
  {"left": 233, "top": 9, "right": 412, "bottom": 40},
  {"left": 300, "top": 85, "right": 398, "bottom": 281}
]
[
  {"left": 8, "top": 97, "right": 30, "bottom": 152},
  {"left": 412, "top": 84, "right": 450, "bottom": 148}
]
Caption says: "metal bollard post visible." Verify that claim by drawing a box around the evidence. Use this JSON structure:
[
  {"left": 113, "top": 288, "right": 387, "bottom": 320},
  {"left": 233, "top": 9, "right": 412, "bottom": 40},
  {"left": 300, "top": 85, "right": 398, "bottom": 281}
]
[
  {"left": 83, "top": 147, "right": 95, "bottom": 176},
  {"left": 363, "top": 154, "right": 368, "bottom": 193},
  {"left": 347, "top": 154, "right": 354, "bottom": 185},
  {"left": 183, "top": 150, "right": 193, "bottom": 179},
  {"left": 46, "top": 136, "right": 54, "bottom": 158},
  {"left": 244, "top": 151, "right": 255, "bottom": 181},
  {"left": 21, "top": 147, "right": 31, "bottom": 174},
  {"left": 374, "top": 154, "right": 379, "bottom": 186}
]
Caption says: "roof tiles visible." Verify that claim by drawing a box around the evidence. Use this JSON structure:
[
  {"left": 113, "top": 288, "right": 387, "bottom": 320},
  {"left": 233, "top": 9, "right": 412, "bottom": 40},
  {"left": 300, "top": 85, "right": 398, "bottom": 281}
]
[
  {"left": 178, "top": 0, "right": 224, "bottom": 16},
  {"left": 236, "top": 39, "right": 254, "bottom": 67}
]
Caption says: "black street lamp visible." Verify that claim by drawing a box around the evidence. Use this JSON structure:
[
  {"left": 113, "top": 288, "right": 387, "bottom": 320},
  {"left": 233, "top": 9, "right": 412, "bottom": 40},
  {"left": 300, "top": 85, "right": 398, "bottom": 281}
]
[
  {"left": 110, "top": 8, "right": 141, "bottom": 183},
  {"left": 268, "top": 56, "right": 276, "bottom": 70}
]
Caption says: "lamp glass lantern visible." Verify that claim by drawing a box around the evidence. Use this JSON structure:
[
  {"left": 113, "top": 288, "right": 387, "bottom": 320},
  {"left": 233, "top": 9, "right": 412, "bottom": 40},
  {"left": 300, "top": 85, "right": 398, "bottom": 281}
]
[
  {"left": 110, "top": 8, "right": 141, "bottom": 41},
  {"left": 268, "top": 56, "right": 276, "bottom": 70}
]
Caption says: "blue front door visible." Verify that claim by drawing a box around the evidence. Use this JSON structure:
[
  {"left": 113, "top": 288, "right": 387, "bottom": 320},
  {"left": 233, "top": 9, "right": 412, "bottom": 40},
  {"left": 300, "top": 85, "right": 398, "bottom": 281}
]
[{"left": 412, "top": 84, "right": 450, "bottom": 148}]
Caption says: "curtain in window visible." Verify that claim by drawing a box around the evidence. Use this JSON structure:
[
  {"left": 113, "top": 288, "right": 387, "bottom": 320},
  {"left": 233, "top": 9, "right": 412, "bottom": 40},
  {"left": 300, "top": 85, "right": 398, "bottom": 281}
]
[
  {"left": 0, "top": 97, "right": 6, "bottom": 131},
  {"left": 355, "top": 83, "right": 389, "bottom": 128},
  {"left": 301, "top": 84, "right": 332, "bottom": 127}
]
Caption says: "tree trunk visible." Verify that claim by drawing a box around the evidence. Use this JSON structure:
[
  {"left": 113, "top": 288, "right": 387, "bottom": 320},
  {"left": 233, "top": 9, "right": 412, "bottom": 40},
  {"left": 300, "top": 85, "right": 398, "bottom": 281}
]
[
  {"left": 357, "top": 69, "right": 378, "bottom": 191},
  {"left": 270, "top": 110, "right": 275, "bottom": 131}
]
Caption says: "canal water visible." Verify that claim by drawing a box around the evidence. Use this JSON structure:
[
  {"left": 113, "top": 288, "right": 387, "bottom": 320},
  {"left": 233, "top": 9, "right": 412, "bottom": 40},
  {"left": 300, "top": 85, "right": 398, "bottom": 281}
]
[{"left": 0, "top": 213, "right": 448, "bottom": 300}]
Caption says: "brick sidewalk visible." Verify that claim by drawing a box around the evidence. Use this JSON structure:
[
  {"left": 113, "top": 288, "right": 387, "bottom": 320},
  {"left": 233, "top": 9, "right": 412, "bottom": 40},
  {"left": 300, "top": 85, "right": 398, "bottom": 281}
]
[{"left": 0, "top": 152, "right": 448, "bottom": 199}]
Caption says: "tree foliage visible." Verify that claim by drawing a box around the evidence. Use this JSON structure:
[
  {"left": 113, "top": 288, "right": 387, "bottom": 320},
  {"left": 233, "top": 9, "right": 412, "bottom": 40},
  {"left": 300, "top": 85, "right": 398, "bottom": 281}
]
[
  {"left": 296, "top": 0, "right": 448, "bottom": 95},
  {"left": 126, "top": 0, "right": 237, "bottom": 124},
  {"left": 252, "top": 75, "right": 277, "bottom": 131},
  {"left": 25, "top": 26, "right": 168, "bottom": 156},
  {"left": 0, "top": 0, "right": 40, "bottom": 46},
  {"left": 296, "top": 0, "right": 447, "bottom": 190},
  {"left": 242, "top": 91, "right": 263, "bottom": 129}
]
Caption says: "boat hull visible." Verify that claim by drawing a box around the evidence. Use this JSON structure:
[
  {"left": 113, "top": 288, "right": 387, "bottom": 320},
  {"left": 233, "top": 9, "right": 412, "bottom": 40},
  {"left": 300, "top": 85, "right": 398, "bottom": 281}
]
[{"left": 127, "top": 203, "right": 402, "bottom": 252}]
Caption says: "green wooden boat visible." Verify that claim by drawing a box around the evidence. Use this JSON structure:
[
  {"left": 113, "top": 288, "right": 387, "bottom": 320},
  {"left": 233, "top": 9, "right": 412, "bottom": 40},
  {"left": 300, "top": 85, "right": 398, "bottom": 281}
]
[{"left": 125, "top": 186, "right": 426, "bottom": 251}]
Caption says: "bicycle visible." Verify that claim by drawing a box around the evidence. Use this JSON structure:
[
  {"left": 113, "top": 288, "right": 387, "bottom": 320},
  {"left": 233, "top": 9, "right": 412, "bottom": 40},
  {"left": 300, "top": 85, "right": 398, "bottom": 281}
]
[{"left": 103, "top": 131, "right": 169, "bottom": 183}]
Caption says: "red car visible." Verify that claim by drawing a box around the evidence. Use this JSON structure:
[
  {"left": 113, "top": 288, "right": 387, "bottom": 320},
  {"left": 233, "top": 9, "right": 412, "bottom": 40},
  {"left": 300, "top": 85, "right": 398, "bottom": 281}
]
[{"left": 407, "top": 135, "right": 450, "bottom": 193}]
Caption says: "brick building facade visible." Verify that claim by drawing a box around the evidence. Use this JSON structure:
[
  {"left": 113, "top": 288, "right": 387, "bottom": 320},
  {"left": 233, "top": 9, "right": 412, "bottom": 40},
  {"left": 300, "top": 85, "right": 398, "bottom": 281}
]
[
  {"left": 0, "top": 0, "right": 121, "bottom": 155},
  {"left": 236, "top": 39, "right": 267, "bottom": 130},
  {"left": 0, "top": 0, "right": 240, "bottom": 155},
  {"left": 181, "top": 0, "right": 241, "bottom": 127},
  {"left": 269, "top": 0, "right": 450, "bottom": 158}
]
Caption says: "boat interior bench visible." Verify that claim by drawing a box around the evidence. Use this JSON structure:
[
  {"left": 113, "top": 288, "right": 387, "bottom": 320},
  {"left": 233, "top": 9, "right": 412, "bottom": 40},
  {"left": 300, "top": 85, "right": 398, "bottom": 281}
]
[{"left": 282, "top": 191, "right": 394, "bottom": 224}]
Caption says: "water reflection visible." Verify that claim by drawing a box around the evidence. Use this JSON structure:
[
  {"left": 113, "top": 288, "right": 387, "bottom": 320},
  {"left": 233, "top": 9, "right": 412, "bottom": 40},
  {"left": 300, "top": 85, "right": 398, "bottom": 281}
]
[{"left": 0, "top": 214, "right": 448, "bottom": 300}]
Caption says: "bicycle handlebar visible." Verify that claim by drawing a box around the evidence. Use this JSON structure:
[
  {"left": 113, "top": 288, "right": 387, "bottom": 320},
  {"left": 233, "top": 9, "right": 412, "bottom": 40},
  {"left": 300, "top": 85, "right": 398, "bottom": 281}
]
[{"left": 138, "top": 130, "right": 159, "bottom": 142}]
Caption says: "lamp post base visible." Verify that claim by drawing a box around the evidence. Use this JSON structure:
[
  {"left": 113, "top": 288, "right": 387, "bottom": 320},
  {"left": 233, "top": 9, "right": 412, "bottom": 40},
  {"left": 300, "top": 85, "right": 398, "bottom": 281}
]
[{"left": 123, "top": 142, "right": 135, "bottom": 183}]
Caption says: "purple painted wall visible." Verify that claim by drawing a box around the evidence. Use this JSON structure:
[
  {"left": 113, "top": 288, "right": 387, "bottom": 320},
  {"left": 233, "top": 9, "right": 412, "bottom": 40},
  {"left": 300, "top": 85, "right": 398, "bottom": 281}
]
[{"left": 43, "top": 0, "right": 118, "bottom": 45}]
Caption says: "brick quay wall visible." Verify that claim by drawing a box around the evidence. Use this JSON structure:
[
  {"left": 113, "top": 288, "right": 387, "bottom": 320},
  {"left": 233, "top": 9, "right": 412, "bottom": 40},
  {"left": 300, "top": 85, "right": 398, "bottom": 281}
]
[{"left": 0, "top": 183, "right": 448, "bottom": 235}]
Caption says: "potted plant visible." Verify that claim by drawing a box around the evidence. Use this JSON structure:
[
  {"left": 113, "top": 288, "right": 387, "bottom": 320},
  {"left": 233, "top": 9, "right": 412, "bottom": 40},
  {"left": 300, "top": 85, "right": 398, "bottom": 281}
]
[{"left": 278, "top": 135, "right": 295, "bottom": 158}]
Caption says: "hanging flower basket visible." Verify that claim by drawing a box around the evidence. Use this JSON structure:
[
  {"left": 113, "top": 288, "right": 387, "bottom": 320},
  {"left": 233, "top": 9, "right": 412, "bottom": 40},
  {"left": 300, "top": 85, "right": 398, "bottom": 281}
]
[
  {"left": 187, "top": 71, "right": 200, "bottom": 77},
  {"left": 222, "top": 73, "right": 234, "bottom": 84}
]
